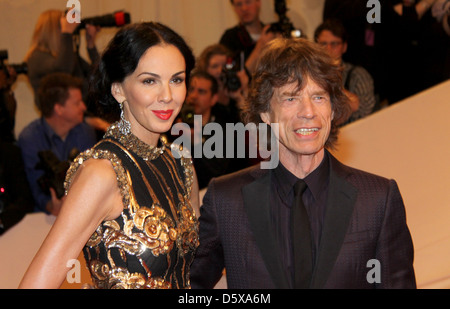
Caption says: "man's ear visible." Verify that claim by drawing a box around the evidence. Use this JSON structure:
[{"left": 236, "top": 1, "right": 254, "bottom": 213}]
[
  {"left": 53, "top": 102, "right": 64, "bottom": 116},
  {"left": 111, "top": 82, "right": 125, "bottom": 104},
  {"left": 260, "top": 111, "right": 271, "bottom": 125}
]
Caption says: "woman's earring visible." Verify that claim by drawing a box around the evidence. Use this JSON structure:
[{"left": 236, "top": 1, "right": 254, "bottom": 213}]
[{"left": 118, "top": 100, "right": 131, "bottom": 135}]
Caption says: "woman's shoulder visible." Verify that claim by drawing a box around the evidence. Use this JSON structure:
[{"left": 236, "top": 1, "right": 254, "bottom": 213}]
[{"left": 64, "top": 145, "right": 129, "bottom": 201}]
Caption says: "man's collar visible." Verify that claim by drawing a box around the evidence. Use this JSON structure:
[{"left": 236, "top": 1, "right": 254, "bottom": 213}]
[
  {"left": 304, "top": 151, "right": 330, "bottom": 201},
  {"left": 274, "top": 151, "right": 330, "bottom": 200},
  {"left": 41, "top": 117, "right": 61, "bottom": 141}
]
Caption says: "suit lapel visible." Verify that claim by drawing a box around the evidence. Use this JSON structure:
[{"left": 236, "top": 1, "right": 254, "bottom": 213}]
[
  {"left": 241, "top": 154, "right": 357, "bottom": 289},
  {"left": 242, "top": 169, "right": 290, "bottom": 289},
  {"left": 310, "top": 155, "right": 358, "bottom": 288}
]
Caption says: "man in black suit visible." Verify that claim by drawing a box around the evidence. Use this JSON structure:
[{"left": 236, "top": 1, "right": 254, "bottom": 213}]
[{"left": 190, "top": 38, "right": 416, "bottom": 289}]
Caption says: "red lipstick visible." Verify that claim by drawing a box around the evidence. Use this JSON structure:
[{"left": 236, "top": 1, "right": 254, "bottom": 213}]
[{"left": 152, "top": 110, "right": 173, "bottom": 120}]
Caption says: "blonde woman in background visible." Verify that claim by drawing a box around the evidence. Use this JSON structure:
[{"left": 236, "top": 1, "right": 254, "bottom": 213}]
[{"left": 25, "top": 9, "right": 109, "bottom": 132}]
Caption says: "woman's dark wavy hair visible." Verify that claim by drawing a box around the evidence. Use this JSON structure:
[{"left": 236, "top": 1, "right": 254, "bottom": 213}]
[
  {"left": 88, "top": 22, "right": 195, "bottom": 121},
  {"left": 242, "top": 37, "right": 350, "bottom": 149}
]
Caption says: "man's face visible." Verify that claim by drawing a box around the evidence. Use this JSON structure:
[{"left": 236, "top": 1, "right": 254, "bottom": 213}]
[
  {"left": 186, "top": 77, "right": 217, "bottom": 118},
  {"left": 316, "top": 30, "right": 347, "bottom": 64},
  {"left": 58, "top": 88, "right": 86, "bottom": 128},
  {"left": 260, "top": 78, "right": 334, "bottom": 163},
  {"left": 232, "top": 0, "right": 261, "bottom": 25}
]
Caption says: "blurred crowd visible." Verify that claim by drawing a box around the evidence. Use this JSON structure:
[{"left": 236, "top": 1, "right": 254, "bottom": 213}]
[{"left": 0, "top": 0, "right": 448, "bottom": 233}]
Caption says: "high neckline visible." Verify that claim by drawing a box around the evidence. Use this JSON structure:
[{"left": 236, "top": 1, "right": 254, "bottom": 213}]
[{"left": 104, "top": 122, "right": 167, "bottom": 161}]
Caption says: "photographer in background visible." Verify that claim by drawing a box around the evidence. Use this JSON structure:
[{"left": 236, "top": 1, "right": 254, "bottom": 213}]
[
  {"left": 219, "top": 0, "right": 277, "bottom": 74},
  {"left": 25, "top": 9, "right": 109, "bottom": 134},
  {"left": 0, "top": 68, "right": 34, "bottom": 235},
  {"left": 315, "top": 19, "right": 376, "bottom": 125},
  {"left": 196, "top": 44, "right": 248, "bottom": 123},
  {"left": 184, "top": 71, "right": 226, "bottom": 189},
  {"left": 18, "top": 73, "right": 96, "bottom": 216},
  {"left": 173, "top": 71, "right": 251, "bottom": 189}
]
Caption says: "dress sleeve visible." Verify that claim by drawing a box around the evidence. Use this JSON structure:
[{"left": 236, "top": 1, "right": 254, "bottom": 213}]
[{"left": 64, "top": 147, "right": 131, "bottom": 210}]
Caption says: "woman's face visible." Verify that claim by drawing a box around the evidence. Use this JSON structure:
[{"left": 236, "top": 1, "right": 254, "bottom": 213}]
[
  {"left": 112, "top": 44, "right": 187, "bottom": 146},
  {"left": 207, "top": 54, "right": 227, "bottom": 81}
]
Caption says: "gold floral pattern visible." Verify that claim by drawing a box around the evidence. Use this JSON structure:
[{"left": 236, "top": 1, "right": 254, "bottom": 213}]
[
  {"left": 64, "top": 123, "right": 198, "bottom": 289},
  {"left": 128, "top": 204, "right": 178, "bottom": 256}
]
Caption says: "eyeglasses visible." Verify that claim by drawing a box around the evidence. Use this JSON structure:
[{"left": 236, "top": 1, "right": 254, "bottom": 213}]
[{"left": 317, "top": 41, "right": 343, "bottom": 48}]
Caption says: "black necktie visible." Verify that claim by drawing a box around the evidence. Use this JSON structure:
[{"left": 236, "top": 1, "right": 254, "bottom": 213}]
[{"left": 291, "top": 179, "right": 313, "bottom": 288}]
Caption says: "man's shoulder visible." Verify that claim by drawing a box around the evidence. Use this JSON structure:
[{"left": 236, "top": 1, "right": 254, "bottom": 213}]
[
  {"left": 202, "top": 164, "right": 262, "bottom": 205},
  {"left": 210, "top": 163, "right": 265, "bottom": 188},
  {"left": 330, "top": 154, "right": 393, "bottom": 189},
  {"left": 220, "top": 24, "right": 242, "bottom": 36},
  {"left": 18, "top": 118, "right": 44, "bottom": 141},
  {"left": 344, "top": 62, "right": 373, "bottom": 81},
  {"left": 219, "top": 24, "right": 244, "bottom": 43}
]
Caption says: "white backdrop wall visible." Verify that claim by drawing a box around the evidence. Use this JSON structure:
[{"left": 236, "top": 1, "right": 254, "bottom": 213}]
[{"left": 0, "top": 0, "right": 326, "bottom": 138}]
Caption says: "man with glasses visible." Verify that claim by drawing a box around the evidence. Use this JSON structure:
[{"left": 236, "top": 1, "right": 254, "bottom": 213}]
[{"left": 315, "top": 19, "right": 376, "bottom": 125}]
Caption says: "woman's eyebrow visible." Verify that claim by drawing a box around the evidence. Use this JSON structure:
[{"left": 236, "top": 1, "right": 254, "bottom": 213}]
[{"left": 137, "top": 71, "right": 186, "bottom": 78}]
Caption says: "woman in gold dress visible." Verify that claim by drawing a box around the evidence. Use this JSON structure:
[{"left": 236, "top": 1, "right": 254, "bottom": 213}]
[{"left": 19, "top": 22, "right": 199, "bottom": 289}]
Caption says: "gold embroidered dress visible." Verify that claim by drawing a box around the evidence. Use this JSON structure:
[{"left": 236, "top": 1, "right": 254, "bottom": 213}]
[{"left": 64, "top": 123, "right": 199, "bottom": 289}]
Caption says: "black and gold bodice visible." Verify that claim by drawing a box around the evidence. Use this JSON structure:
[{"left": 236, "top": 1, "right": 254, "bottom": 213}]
[{"left": 64, "top": 123, "right": 199, "bottom": 289}]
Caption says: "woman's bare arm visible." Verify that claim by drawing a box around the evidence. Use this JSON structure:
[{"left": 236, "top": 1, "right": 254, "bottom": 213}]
[{"left": 18, "top": 159, "right": 123, "bottom": 288}]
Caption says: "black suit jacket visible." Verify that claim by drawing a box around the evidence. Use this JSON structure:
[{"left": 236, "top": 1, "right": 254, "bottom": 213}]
[{"left": 190, "top": 151, "right": 416, "bottom": 289}]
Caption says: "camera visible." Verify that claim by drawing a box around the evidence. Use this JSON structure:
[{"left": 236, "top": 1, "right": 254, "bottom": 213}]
[
  {"left": 0, "top": 50, "right": 28, "bottom": 75},
  {"left": 221, "top": 57, "right": 241, "bottom": 92},
  {"left": 74, "top": 11, "right": 131, "bottom": 32},
  {"left": 36, "top": 148, "right": 79, "bottom": 199},
  {"left": 268, "top": 0, "right": 303, "bottom": 38}
]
